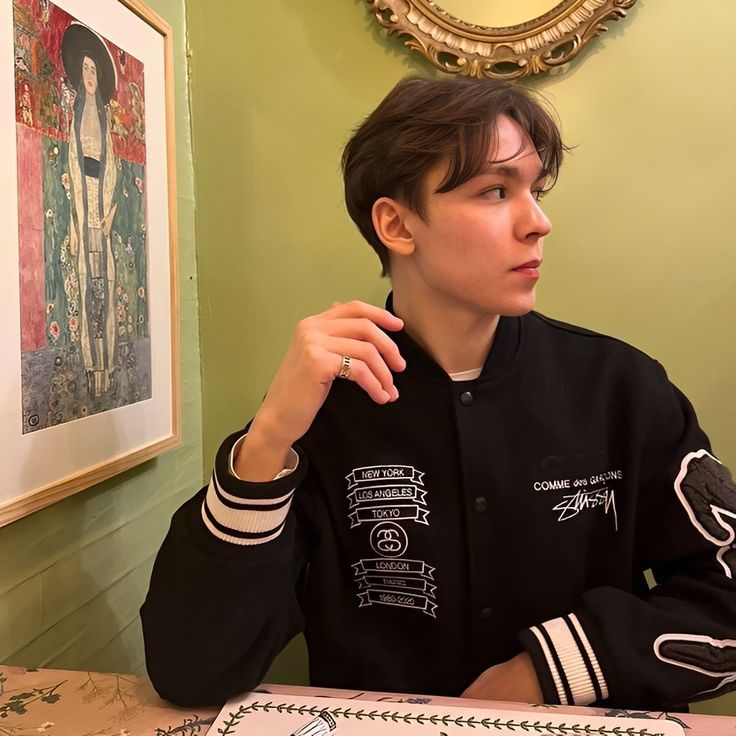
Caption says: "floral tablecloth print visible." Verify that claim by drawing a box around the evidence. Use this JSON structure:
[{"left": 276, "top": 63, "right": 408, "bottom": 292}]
[{"left": 1, "top": 666, "right": 733, "bottom": 736}]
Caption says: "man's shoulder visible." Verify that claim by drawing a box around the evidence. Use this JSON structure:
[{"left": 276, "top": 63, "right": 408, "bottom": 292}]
[
  {"left": 526, "top": 311, "right": 622, "bottom": 341},
  {"left": 523, "top": 311, "right": 664, "bottom": 376}
]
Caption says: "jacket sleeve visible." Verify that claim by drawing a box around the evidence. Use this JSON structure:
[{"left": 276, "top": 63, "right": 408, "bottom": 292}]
[
  {"left": 521, "top": 364, "right": 736, "bottom": 709},
  {"left": 140, "top": 430, "right": 312, "bottom": 706}
]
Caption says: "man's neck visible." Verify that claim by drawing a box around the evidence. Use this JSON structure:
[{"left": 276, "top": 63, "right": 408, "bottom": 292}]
[{"left": 392, "top": 289, "right": 499, "bottom": 376}]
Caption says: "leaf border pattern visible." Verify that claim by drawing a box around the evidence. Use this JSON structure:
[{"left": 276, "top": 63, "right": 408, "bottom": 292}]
[{"left": 231, "top": 699, "right": 671, "bottom": 735}]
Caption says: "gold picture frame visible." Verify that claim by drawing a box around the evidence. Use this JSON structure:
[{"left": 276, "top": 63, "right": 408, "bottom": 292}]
[
  {"left": 1, "top": 0, "right": 180, "bottom": 527},
  {"left": 367, "top": 0, "right": 638, "bottom": 79}
]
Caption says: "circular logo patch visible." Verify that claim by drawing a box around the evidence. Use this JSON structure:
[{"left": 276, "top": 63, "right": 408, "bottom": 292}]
[{"left": 370, "top": 521, "right": 408, "bottom": 557}]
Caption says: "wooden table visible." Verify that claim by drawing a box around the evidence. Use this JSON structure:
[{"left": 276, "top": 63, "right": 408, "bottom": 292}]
[{"left": 0, "top": 664, "right": 733, "bottom": 735}]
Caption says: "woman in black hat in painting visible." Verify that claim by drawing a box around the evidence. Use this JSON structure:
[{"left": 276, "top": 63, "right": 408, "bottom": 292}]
[{"left": 62, "top": 22, "right": 118, "bottom": 398}]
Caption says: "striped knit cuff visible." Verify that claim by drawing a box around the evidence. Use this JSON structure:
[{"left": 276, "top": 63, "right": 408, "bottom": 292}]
[
  {"left": 228, "top": 434, "right": 299, "bottom": 481},
  {"left": 521, "top": 613, "right": 608, "bottom": 706},
  {"left": 201, "top": 433, "right": 299, "bottom": 546}
]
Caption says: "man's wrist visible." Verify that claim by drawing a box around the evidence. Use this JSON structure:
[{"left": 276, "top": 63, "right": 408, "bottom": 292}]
[
  {"left": 233, "top": 419, "right": 294, "bottom": 481},
  {"left": 507, "top": 651, "right": 543, "bottom": 703},
  {"left": 201, "top": 430, "right": 300, "bottom": 546},
  {"left": 461, "top": 652, "right": 543, "bottom": 704}
]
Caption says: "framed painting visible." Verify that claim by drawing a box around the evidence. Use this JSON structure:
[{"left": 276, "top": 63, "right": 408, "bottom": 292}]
[{"left": 0, "top": 0, "right": 179, "bottom": 526}]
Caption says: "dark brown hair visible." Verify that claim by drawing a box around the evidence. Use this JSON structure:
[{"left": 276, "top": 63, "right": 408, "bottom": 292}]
[{"left": 342, "top": 76, "right": 566, "bottom": 276}]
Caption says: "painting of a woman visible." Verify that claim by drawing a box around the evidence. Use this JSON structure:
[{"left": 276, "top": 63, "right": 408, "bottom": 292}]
[
  {"left": 62, "top": 23, "right": 118, "bottom": 398},
  {"left": 15, "top": 1, "right": 151, "bottom": 432}
]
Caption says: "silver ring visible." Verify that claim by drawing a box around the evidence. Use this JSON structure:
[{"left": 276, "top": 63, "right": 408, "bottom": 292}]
[{"left": 337, "top": 355, "right": 352, "bottom": 380}]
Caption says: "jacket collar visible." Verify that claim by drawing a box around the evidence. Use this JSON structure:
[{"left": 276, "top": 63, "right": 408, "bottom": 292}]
[{"left": 384, "top": 292, "right": 521, "bottom": 382}]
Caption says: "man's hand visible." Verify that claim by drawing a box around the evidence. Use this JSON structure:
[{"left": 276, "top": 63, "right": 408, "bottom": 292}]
[
  {"left": 235, "top": 301, "right": 405, "bottom": 481},
  {"left": 461, "top": 652, "right": 543, "bottom": 704}
]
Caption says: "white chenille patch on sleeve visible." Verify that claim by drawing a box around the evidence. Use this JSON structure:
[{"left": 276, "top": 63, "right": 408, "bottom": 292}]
[
  {"left": 654, "top": 633, "right": 736, "bottom": 699},
  {"left": 673, "top": 449, "right": 736, "bottom": 579}
]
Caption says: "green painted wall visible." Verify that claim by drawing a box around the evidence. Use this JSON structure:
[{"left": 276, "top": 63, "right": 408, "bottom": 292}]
[
  {"left": 0, "top": 0, "right": 203, "bottom": 677},
  {"left": 536, "top": 2, "right": 736, "bottom": 474},
  {"left": 187, "top": 0, "right": 735, "bottom": 715}
]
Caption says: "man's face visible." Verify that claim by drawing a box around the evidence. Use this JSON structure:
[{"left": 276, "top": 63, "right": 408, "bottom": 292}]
[{"left": 401, "top": 114, "right": 552, "bottom": 318}]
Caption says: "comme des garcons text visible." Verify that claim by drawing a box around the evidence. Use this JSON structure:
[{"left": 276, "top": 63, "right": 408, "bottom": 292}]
[{"left": 533, "top": 468, "right": 623, "bottom": 492}]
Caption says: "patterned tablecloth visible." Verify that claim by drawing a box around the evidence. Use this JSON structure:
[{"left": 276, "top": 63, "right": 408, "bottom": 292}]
[{"left": 0, "top": 665, "right": 733, "bottom": 736}]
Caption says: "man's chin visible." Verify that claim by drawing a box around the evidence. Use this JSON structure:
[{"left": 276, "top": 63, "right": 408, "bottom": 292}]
[
  {"left": 500, "top": 307, "right": 535, "bottom": 318},
  {"left": 499, "top": 295, "right": 536, "bottom": 317}
]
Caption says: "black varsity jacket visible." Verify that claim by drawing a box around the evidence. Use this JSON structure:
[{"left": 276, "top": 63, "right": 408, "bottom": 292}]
[{"left": 141, "top": 308, "right": 736, "bottom": 709}]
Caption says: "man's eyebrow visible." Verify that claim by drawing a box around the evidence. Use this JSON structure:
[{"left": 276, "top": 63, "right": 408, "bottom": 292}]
[{"left": 477, "top": 163, "right": 549, "bottom": 182}]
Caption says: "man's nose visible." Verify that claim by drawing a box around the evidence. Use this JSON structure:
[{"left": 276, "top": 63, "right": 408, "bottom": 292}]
[{"left": 519, "top": 196, "right": 552, "bottom": 241}]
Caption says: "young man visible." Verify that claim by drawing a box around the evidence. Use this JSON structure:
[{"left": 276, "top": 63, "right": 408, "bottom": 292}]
[{"left": 141, "top": 77, "right": 736, "bottom": 710}]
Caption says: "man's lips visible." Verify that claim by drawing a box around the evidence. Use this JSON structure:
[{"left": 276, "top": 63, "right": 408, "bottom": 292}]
[{"left": 512, "top": 259, "right": 541, "bottom": 278}]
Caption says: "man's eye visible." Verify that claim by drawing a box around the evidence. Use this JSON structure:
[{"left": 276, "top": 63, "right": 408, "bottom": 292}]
[
  {"left": 532, "top": 188, "right": 549, "bottom": 202},
  {"left": 482, "top": 187, "right": 506, "bottom": 200}
]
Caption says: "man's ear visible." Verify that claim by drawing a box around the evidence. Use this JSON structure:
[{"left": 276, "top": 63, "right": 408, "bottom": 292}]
[{"left": 371, "top": 197, "right": 416, "bottom": 257}]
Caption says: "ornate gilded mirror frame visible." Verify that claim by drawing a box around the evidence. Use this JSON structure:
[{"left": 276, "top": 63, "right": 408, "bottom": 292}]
[{"left": 367, "top": 0, "right": 638, "bottom": 79}]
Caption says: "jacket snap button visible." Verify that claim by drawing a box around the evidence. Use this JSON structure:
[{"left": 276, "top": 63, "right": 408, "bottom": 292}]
[
  {"left": 481, "top": 607, "right": 494, "bottom": 620},
  {"left": 459, "top": 391, "right": 474, "bottom": 406},
  {"left": 474, "top": 496, "right": 487, "bottom": 512}
]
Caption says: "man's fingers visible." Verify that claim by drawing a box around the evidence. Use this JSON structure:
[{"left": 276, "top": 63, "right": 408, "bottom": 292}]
[
  {"left": 325, "top": 300, "right": 404, "bottom": 332},
  {"left": 337, "top": 356, "right": 395, "bottom": 404},
  {"left": 325, "top": 337, "right": 398, "bottom": 399},
  {"left": 291, "top": 301, "right": 405, "bottom": 407},
  {"left": 320, "top": 318, "right": 405, "bottom": 372}
]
